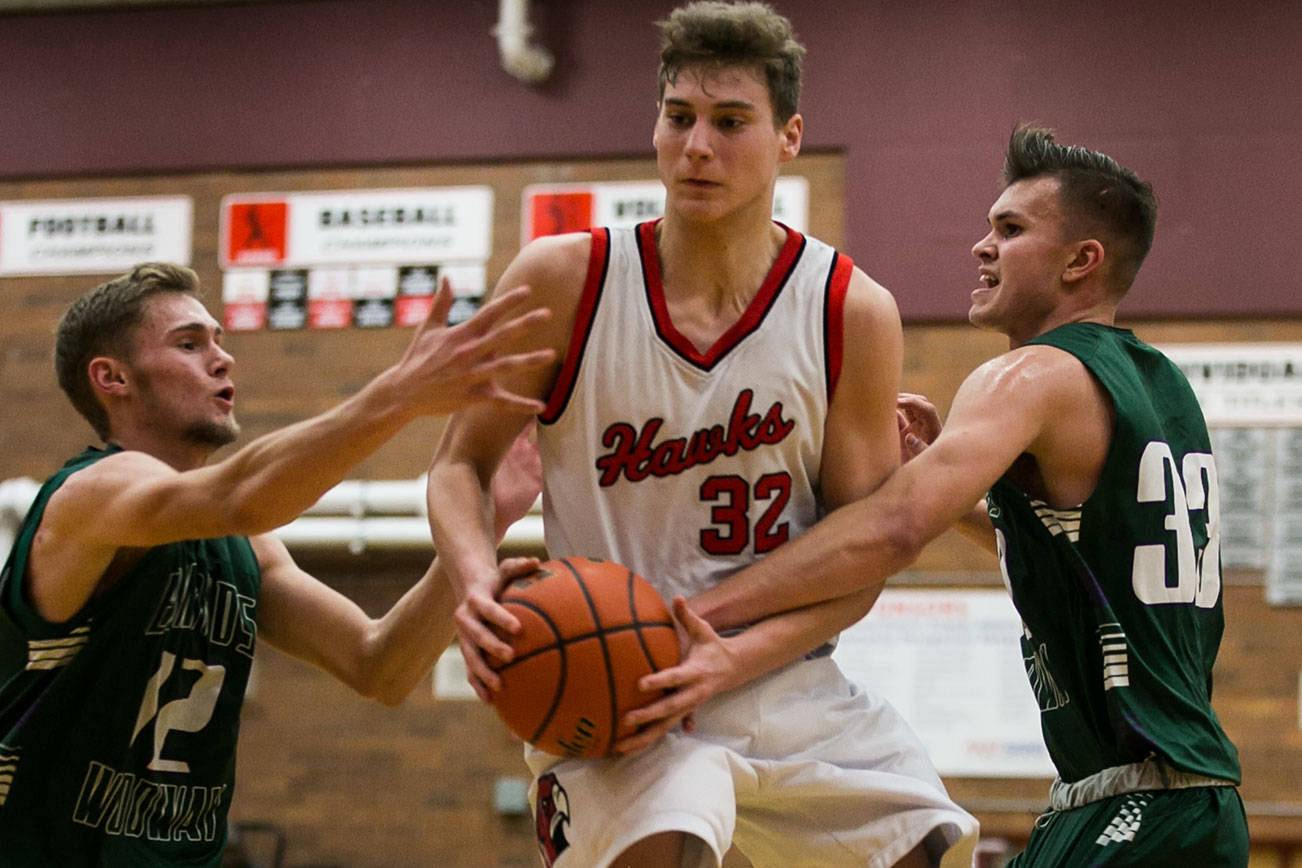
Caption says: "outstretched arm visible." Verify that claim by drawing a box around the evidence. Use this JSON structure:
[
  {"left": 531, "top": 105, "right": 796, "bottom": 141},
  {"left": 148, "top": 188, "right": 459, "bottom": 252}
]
[
  {"left": 254, "top": 545, "right": 544, "bottom": 706},
  {"left": 255, "top": 426, "right": 544, "bottom": 706},
  {"left": 29, "top": 283, "right": 553, "bottom": 623},
  {"left": 691, "top": 346, "right": 1100, "bottom": 631},
  {"left": 426, "top": 234, "right": 590, "bottom": 699}
]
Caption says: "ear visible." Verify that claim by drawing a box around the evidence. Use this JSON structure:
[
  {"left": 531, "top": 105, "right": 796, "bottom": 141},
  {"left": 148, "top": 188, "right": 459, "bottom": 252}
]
[
  {"left": 88, "top": 356, "right": 130, "bottom": 399},
  {"left": 1062, "top": 239, "right": 1104, "bottom": 285},
  {"left": 778, "top": 113, "right": 803, "bottom": 163}
]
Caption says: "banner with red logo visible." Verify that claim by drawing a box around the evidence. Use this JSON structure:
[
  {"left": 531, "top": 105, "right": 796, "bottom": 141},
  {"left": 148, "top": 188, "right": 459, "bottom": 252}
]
[
  {"left": 522, "top": 177, "right": 808, "bottom": 243},
  {"left": 219, "top": 187, "right": 492, "bottom": 331}
]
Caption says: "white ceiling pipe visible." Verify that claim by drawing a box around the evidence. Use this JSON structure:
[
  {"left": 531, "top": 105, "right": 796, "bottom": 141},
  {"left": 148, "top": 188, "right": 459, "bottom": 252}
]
[
  {"left": 1, "top": 474, "right": 544, "bottom": 558},
  {"left": 275, "top": 514, "right": 545, "bottom": 555},
  {"left": 494, "top": 0, "right": 553, "bottom": 84},
  {"left": 302, "top": 478, "right": 429, "bottom": 517},
  {"left": 303, "top": 477, "right": 543, "bottom": 520}
]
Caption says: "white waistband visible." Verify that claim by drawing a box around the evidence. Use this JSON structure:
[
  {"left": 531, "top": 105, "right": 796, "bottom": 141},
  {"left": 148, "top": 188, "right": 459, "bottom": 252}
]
[{"left": 1049, "top": 756, "right": 1236, "bottom": 811}]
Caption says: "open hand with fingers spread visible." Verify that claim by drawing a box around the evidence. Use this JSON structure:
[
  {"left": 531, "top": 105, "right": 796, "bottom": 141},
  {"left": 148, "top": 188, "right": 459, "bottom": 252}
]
[{"left": 385, "top": 279, "right": 555, "bottom": 419}]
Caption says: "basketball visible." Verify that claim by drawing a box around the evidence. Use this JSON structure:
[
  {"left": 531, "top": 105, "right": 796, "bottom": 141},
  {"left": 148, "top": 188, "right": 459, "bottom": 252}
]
[{"left": 488, "top": 557, "right": 681, "bottom": 758}]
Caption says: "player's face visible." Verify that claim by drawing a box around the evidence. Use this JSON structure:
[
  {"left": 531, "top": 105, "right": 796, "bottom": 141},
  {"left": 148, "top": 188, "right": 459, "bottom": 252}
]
[
  {"left": 969, "top": 176, "right": 1076, "bottom": 347},
  {"left": 653, "top": 64, "right": 801, "bottom": 224},
  {"left": 124, "top": 293, "right": 239, "bottom": 448}
]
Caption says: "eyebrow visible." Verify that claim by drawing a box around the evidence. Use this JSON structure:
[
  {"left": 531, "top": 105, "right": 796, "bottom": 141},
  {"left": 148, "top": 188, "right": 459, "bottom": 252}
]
[
  {"left": 169, "top": 321, "right": 223, "bottom": 338},
  {"left": 662, "top": 97, "right": 758, "bottom": 112}
]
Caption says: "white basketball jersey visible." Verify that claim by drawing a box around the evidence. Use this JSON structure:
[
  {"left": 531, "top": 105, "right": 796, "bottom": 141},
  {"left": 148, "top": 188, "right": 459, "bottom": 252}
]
[{"left": 537, "top": 221, "right": 852, "bottom": 602}]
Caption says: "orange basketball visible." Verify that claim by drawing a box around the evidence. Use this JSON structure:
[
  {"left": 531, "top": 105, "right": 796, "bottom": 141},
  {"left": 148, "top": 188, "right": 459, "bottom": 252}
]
[{"left": 488, "top": 557, "right": 680, "bottom": 758}]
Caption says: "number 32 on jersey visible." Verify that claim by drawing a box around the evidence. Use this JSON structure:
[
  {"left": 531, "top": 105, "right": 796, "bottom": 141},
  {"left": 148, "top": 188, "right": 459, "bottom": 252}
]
[
  {"left": 699, "top": 472, "right": 792, "bottom": 556},
  {"left": 1133, "top": 441, "right": 1221, "bottom": 608}
]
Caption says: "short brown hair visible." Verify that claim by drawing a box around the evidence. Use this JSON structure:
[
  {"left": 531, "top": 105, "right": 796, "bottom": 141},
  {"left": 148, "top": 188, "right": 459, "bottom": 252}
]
[
  {"left": 55, "top": 262, "right": 202, "bottom": 440},
  {"left": 1004, "top": 123, "right": 1158, "bottom": 294},
  {"left": 657, "top": 1, "right": 806, "bottom": 124}
]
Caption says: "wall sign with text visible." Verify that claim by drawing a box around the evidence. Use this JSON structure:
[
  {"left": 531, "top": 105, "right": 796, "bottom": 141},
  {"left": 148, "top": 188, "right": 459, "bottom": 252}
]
[
  {"left": 218, "top": 187, "right": 493, "bottom": 331},
  {"left": 1161, "top": 343, "right": 1302, "bottom": 604},
  {"left": 0, "top": 196, "right": 192, "bottom": 276},
  {"left": 522, "top": 176, "right": 809, "bottom": 243}
]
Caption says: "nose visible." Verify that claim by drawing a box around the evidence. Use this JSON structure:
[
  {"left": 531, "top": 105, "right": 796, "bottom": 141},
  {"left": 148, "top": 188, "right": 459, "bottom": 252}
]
[
  {"left": 211, "top": 343, "right": 235, "bottom": 375},
  {"left": 683, "top": 118, "right": 713, "bottom": 159},
  {"left": 972, "top": 230, "right": 996, "bottom": 262}
]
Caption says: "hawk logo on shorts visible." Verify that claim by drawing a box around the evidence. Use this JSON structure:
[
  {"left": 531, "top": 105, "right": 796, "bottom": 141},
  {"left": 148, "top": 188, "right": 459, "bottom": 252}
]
[{"left": 535, "top": 772, "right": 571, "bottom": 867}]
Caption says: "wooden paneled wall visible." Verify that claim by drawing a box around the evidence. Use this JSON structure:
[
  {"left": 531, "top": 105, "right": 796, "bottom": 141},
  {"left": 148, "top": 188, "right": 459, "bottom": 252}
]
[{"left": 2, "top": 158, "right": 1300, "bottom": 865}]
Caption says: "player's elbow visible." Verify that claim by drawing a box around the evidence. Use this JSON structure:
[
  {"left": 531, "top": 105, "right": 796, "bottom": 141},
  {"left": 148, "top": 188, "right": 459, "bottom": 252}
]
[
  {"left": 347, "top": 661, "right": 409, "bottom": 707},
  {"left": 846, "top": 509, "right": 927, "bottom": 579},
  {"left": 223, "top": 497, "right": 286, "bottom": 538},
  {"left": 363, "top": 683, "right": 409, "bottom": 708},
  {"left": 351, "top": 630, "right": 426, "bottom": 707}
]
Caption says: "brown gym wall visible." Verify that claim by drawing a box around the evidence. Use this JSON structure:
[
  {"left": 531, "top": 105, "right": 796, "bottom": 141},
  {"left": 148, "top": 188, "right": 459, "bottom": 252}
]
[{"left": 1, "top": 156, "right": 1299, "bottom": 865}]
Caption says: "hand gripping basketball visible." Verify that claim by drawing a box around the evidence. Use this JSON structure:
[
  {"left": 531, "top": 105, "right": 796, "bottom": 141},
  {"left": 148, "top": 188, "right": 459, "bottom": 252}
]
[{"left": 487, "top": 557, "right": 681, "bottom": 758}]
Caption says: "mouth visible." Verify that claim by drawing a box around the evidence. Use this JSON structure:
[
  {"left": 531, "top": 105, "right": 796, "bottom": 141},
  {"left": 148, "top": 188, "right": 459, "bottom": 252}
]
[
  {"left": 978, "top": 272, "right": 1000, "bottom": 288},
  {"left": 215, "top": 387, "right": 235, "bottom": 409}
]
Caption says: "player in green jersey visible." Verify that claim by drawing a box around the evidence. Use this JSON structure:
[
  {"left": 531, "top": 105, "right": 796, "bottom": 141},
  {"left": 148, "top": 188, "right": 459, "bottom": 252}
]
[
  {"left": 0, "top": 263, "right": 553, "bottom": 865},
  {"left": 626, "top": 126, "right": 1249, "bottom": 865}
]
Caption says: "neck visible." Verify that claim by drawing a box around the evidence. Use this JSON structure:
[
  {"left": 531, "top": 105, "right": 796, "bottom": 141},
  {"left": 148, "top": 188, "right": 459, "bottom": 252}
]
[
  {"left": 1008, "top": 305, "right": 1118, "bottom": 350},
  {"left": 656, "top": 210, "right": 785, "bottom": 304},
  {"left": 107, "top": 429, "right": 214, "bottom": 472}
]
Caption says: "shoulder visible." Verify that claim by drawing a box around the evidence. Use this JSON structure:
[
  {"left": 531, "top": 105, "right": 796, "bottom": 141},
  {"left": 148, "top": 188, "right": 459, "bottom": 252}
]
[
  {"left": 839, "top": 265, "right": 901, "bottom": 341},
  {"left": 959, "top": 343, "right": 1105, "bottom": 431},
  {"left": 969, "top": 343, "right": 1094, "bottom": 396},
  {"left": 43, "top": 450, "right": 175, "bottom": 523},
  {"left": 844, "top": 265, "right": 897, "bottom": 309},
  {"left": 248, "top": 530, "right": 294, "bottom": 578},
  {"left": 508, "top": 232, "right": 594, "bottom": 290}
]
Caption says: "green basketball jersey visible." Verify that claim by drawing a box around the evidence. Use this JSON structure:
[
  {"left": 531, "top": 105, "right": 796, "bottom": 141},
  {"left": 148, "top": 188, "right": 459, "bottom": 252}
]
[
  {"left": 0, "top": 446, "right": 261, "bottom": 866},
  {"left": 986, "top": 323, "right": 1240, "bottom": 785}
]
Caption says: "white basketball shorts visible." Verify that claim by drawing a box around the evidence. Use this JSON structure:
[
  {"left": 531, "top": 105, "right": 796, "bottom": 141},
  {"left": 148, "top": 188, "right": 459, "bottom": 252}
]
[{"left": 525, "top": 655, "right": 979, "bottom": 868}]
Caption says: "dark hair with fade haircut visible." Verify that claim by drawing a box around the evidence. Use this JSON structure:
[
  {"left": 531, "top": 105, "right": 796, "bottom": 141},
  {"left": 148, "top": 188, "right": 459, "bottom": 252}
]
[
  {"left": 55, "top": 262, "right": 203, "bottom": 441},
  {"left": 1004, "top": 123, "right": 1158, "bottom": 294},
  {"left": 657, "top": 1, "right": 806, "bottom": 125}
]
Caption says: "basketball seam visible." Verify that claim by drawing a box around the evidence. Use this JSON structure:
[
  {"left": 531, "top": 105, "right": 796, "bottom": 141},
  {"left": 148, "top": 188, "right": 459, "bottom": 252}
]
[
  {"left": 493, "top": 597, "right": 568, "bottom": 746},
  {"left": 628, "top": 571, "right": 661, "bottom": 673},
  {"left": 561, "top": 558, "right": 620, "bottom": 756},
  {"left": 493, "top": 621, "right": 676, "bottom": 671}
]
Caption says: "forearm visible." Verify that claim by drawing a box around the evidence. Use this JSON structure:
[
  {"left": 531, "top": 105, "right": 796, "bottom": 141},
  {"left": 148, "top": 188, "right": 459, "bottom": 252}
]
[
  {"left": 425, "top": 457, "right": 501, "bottom": 598},
  {"left": 703, "top": 585, "right": 883, "bottom": 691},
  {"left": 212, "top": 369, "right": 413, "bottom": 534},
  {"left": 357, "top": 560, "right": 458, "bottom": 706},
  {"left": 692, "top": 494, "right": 921, "bottom": 632}
]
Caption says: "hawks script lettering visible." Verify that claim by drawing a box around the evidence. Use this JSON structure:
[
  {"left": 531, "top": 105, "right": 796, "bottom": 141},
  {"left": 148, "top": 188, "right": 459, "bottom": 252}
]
[{"left": 595, "top": 389, "right": 795, "bottom": 487}]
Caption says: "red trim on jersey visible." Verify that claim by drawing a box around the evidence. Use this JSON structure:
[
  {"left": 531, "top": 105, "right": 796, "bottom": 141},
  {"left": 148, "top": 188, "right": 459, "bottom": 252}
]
[
  {"left": 639, "top": 220, "right": 805, "bottom": 370},
  {"left": 540, "top": 229, "right": 609, "bottom": 423},
  {"left": 824, "top": 252, "right": 853, "bottom": 400}
]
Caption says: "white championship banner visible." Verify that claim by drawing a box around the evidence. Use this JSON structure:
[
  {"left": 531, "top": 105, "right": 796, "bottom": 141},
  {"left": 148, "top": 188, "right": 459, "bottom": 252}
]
[
  {"left": 833, "top": 587, "right": 1055, "bottom": 778},
  {"left": 0, "top": 196, "right": 192, "bottom": 276}
]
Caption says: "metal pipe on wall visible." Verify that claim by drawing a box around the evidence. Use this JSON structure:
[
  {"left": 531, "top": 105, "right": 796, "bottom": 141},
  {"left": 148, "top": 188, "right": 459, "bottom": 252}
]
[{"left": 494, "top": 0, "right": 553, "bottom": 84}]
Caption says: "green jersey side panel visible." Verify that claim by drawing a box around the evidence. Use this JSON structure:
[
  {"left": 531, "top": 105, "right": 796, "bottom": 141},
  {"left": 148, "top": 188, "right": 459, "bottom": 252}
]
[
  {"left": 0, "top": 446, "right": 260, "bottom": 867},
  {"left": 987, "top": 323, "right": 1240, "bottom": 784}
]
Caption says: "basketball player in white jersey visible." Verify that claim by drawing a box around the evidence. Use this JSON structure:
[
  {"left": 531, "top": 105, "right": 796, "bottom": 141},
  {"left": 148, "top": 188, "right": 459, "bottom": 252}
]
[{"left": 426, "top": 3, "right": 977, "bottom": 866}]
